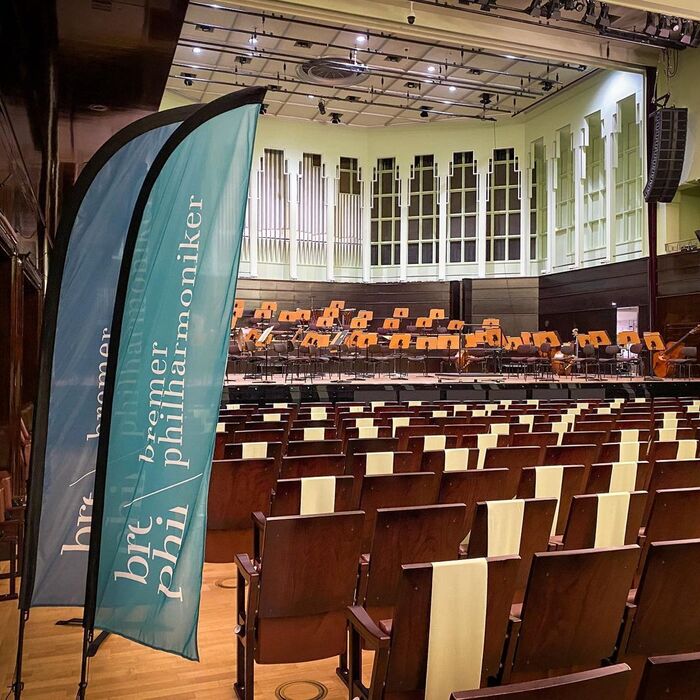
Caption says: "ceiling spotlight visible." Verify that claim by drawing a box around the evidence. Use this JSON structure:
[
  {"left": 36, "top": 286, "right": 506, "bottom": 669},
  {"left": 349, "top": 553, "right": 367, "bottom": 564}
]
[
  {"left": 480, "top": 92, "right": 493, "bottom": 105},
  {"left": 583, "top": 0, "right": 597, "bottom": 24},
  {"left": 658, "top": 16, "right": 671, "bottom": 39},
  {"left": 541, "top": 79, "right": 554, "bottom": 91},
  {"left": 260, "top": 103, "right": 268, "bottom": 115},
  {"left": 248, "top": 32, "right": 258, "bottom": 45},
  {"left": 192, "top": 47, "right": 202, "bottom": 55},
  {"left": 596, "top": 3, "right": 610, "bottom": 29},
  {"left": 527, "top": 0, "right": 543, "bottom": 18},
  {"left": 195, "top": 23, "right": 214, "bottom": 32},
  {"left": 184, "top": 79, "right": 193, "bottom": 87},
  {"left": 307, "top": 94, "right": 314, "bottom": 99},
  {"left": 449, "top": 85, "right": 457, "bottom": 92},
  {"left": 680, "top": 20, "right": 696, "bottom": 45},
  {"left": 420, "top": 106, "right": 430, "bottom": 118},
  {"left": 671, "top": 18, "right": 682, "bottom": 33},
  {"left": 180, "top": 71, "right": 196, "bottom": 87},
  {"left": 356, "top": 34, "right": 367, "bottom": 43},
  {"left": 542, "top": 0, "right": 562, "bottom": 20},
  {"left": 330, "top": 112, "right": 342, "bottom": 124},
  {"left": 318, "top": 99, "right": 327, "bottom": 115},
  {"left": 427, "top": 65, "right": 436, "bottom": 73},
  {"left": 644, "top": 12, "right": 659, "bottom": 36}
]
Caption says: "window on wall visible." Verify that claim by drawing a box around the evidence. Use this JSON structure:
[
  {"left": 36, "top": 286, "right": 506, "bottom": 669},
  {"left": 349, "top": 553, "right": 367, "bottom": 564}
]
[
  {"left": 486, "top": 148, "right": 521, "bottom": 262},
  {"left": 448, "top": 151, "right": 478, "bottom": 263},
  {"left": 530, "top": 140, "right": 547, "bottom": 262},
  {"left": 584, "top": 112, "right": 606, "bottom": 255},
  {"left": 336, "top": 156, "right": 362, "bottom": 268},
  {"left": 615, "top": 96, "right": 643, "bottom": 245},
  {"left": 371, "top": 157, "right": 400, "bottom": 266},
  {"left": 408, "top": 155, "right": 438, "bottom": 264},
  {"left": 555, "top": 129, "right": 575, "bottom": 261},
  {"left": 259, "top": 148, "right": 289, "bottom": 263}
]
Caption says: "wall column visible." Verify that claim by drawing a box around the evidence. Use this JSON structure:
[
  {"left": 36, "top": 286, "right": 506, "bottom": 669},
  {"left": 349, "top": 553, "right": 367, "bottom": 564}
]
[
  {"left": 477, "top": 161, "right": 488, "bottom": 278},
  {"left": 326, "top": 166, "right": 336, "bottom": 282}
]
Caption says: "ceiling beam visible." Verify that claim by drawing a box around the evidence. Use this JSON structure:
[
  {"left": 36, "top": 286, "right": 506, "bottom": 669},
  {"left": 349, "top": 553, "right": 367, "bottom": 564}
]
[
  {"left": 225, "top": 0, "right": 659, "bottom": 71},
  {"left": 607, "top": 1, "right": 700, "bottom": 22}
]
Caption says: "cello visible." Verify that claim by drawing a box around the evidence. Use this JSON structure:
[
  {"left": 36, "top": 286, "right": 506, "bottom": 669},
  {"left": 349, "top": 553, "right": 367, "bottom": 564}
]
[{"left": 652, "top": 324, "right": 700, "bottom": 378}]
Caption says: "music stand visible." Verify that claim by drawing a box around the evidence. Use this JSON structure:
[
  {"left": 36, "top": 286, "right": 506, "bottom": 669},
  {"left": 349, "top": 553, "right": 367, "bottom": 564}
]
[
  {"left": 330, "top": 330, "right": 350, "bottom": 382},
  {"left": 254, "top": 325, "right": 275, "bottom": 383},
  {"left": 506, "top": 336, "right": 520, "bottom": 351},
  {"left": 576, "top": 333, "right": 592, "bottom": 347},
  {"left": 388, "top": 333, "right": 411, "bottom": 379},
  {"left": 521, "top": 331, "right": 534, "bottom": 345},
  {"left": 393, "top": 307, "right": 409, "bottom": 318},
  {"left": 588, "top": 330, "right": 611, "bottom": 349},
  {"left": 617, "top": 331, "right": 640, "bottom": 346},
  {"left": 643, "top": 332, "right": 665, "bottom": 352}
]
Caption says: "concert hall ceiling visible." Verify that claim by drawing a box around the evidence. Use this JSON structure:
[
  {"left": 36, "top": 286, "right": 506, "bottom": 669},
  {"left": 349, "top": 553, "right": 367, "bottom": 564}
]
[{"left": 164, "top": 0, "right": 690, "bottom": 127}]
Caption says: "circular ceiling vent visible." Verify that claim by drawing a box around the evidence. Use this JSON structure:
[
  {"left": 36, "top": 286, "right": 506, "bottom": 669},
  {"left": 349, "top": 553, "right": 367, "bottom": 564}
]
[{"left": 296, "top": 56, "right": 369, "bottom": 86}]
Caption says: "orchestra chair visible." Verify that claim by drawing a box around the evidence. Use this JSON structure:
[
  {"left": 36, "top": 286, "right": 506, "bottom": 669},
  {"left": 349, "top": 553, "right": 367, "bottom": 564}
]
[
  {"left": 358, "top": 504, "right": 467, "bottom": 624},
  {"left": 452, "top": 665, "right": 631, "bottom": 699},
  {"left": 205, "top": 458, "right": 277, "bottom": 562},
  {"left": 636, "top": 652, "right": 700, "bottom": 700},
  {"left": 615, "top": 539, "right": 700, "bottom": 698},
  {"left": 422, "top": 446, "right": 479, "bottom": 472},
  {"left": 557, "top": 491, "right": 646, "bottom": 551},
  {"left": 342, "top": 425, "right": 391, "bottom": 443},
  {"left": 584, "top": 461, "right": 652, "bottom": 494},
  {"left": 396, "top": 424, "right": 452, "bottom": 451},
  {"left": 542, "top": 443, "right": 600, "bottom": 472},
  {"left": 234, "top": 511, "right": 363, "bottom": 699},
  {"left": 345, "top": 436, "right": 399, "bottom": 461},
  {"left": 393, "top": 306, "right": 409, "bottom": 318},
  {"left": 387, "top": 332, "right": 411, "bottom": 377},
  {"left": 437, "top": 333, "right": 461, "bottom": 372},
  {"left": 636, "top": 487, "right": 700, "bottom": 579},
  {"left": 428, "top": 307, "right": 445, "bottom": 320},
  {"left": 279, "top": 453, "right": 346, "bottom": 479},
  {"left": 285, "top": 439, "right": 343, "bottom": 457},
  {"left": 467, "top": 498, "right": 557, "bottom": 605},
  {"left": 510, "top": 432, "right": 558, "bottom": 448},
  {"left": 269, "top": 475, "right": 355, "bottom": 516},
  {"left": 500, "top": 546, "right": 639, "bottom": 684},
  {"left": 649, "top": 438, "right": 700, "bottom": 462},
  {"left": 409, "top": 335, "right": 438, "bottom": 376},
  {"left": 231, "top": 428, "right": 286, "bottom": 447},
  {"left": 329, "top": 299, "right": 346, "bottom": 310},
  {"left": 517, "top": 465, "right": 586, "bottom": 536},
  {"left": 358, "top": 473, "right": 439, "bottom": 552},
  {"left": 642, "top": 459, "right": 700, "bottom": 525},
  {"left": 347, "top": 557, "right": 519, "bottom": 699},
  {"left": 437, "top": 469, "right": 516, "bottom": 539}
]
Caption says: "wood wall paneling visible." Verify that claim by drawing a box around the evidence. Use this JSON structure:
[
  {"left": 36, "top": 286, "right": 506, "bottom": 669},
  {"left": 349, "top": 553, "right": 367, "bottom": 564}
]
[{"left": 470, "top": 278, "right": 539, "bottom": 335}]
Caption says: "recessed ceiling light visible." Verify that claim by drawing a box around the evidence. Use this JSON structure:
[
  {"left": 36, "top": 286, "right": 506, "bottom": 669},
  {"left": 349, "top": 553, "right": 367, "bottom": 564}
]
[
  {"left": 88, "top": 104, "right": 109, "bottom": 112},
  {"left": 249, "top": 35, "right": 258, "bottom": 45},
  {"left": 356, "top": 34, "right": 366, "bottom": 43},
  {"left": 427, "top": 65, "right": 436, "bottom": 72},
  {"left": 505, "top": 54, "right": 518, "bottom": 60},
  {"left": 192, "top": 47, "right": 202, "bottom": 55},
  {"left": 448, "top": 85, "right": 457, "bottom": 92},
  {"left": 307, "top": 94, "right": 314, "bottom": 99}
]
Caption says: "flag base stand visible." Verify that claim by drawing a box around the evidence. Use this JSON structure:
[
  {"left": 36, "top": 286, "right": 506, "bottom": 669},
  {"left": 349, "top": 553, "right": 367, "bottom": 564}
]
[{"left": 56, "top": 619, "right": 110, "bottom": 655}]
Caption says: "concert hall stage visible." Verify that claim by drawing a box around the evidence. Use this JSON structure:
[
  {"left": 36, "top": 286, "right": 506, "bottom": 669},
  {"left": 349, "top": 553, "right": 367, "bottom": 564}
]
[{"left": 223, "top": 373, "right": 700, "bottom": 404}]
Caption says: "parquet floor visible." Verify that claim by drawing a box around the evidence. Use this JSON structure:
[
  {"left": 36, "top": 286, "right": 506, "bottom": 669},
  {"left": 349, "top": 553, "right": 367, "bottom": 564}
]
[{"left": 0, "top": 564, "right": 362, "bottom": 699}]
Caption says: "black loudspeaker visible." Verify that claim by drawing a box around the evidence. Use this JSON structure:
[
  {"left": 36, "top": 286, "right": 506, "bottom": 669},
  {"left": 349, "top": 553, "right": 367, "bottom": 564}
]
[{"left": 644, "top": 107, "right": 688, "bottom": 203}]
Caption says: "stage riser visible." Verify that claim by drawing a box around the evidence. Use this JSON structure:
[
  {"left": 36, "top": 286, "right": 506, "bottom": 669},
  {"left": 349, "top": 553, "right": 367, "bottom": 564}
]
[{"left": 223, "top": 381, "right": 700, "bottom": 405}]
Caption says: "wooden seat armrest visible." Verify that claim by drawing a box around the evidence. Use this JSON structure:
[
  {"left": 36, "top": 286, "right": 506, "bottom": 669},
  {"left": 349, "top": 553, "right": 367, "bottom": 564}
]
[
  {"left": 234, "top": 553, "right": 259, "bottom": 584},
  {"left": 356, "top": 558, "right": 370, "bottom": 604},
  {"left": 251, "top": 511, "right": 266, "bottom": 560},
  {"left": 347, "top": 605, "right": 390, "bottom": 650},
  {"left": 499, "top": 616, "right": 522, "bottom": 684},
  {"left": 614, "top": 602, "right": 637, "bottom": 661}
]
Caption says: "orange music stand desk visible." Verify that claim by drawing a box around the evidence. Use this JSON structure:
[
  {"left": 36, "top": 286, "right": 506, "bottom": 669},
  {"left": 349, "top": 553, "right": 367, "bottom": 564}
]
[
  {"left": 261, "top": 301, "right": 277, "bottom": 312},
  {"left": 643, "top": 332, "right": 665, "bottom": 351},
  {"left": 383, "top": 318, "right": 400, "bottom": 331},
  {"left": 314, "top": 334, "right": 331, "bottom": 348},
  {"left": 393, "top": 307, "right": 409, "bottom": 318},
  {"left": 617, "top": 330, "right": 641, "bottom": 346},
  {"left": 231, "top": 315, "right": 238, "bottom": 330},
  {"left": 322, "top": 307, "right": 340, "bottom": 319},
  {"left": 534, "top": 331, "right": 561, "bottom": 348},
  {"left": 474, "top": 330, "right": 487, "bottom": 344},
  {"left": 576, "top": 333, "right": 592, "bottom": 347},
  {"left": 485, "top": 328, "right": 505, "bottom": 348},
  {"left": 437, "top": 334, "right": 460, "bottom": 351},
  {"left": 358, "top": 310, "right": 374, "bottom": 321},
  {"left": 588, "top": 330, "right": 612, "bottom": 348},
  {"left": 429, "top": 308, "right": 446, "bottom": 320},
  {"left": 416, "top": 317, "right": 434, "bottom": 330},
  {"left": 388, "top": 333, "right": 412, "bottom": 350},
  {"left": 301, "top": 332, "right": 319, "bottom": 348},
  {"left": 278, "top": 311, "right": 299, "bottom": 323},
  {"left": 345, "top": 330, "right": 363, "bottom": 348},
  {"left": 464, "top": 333, "right": 479, "bottom": 348},
  {"left": 233, "top": 299, "right": 245, "bottom": 318},
  {"left": 506, "top": 336, "right": 521, "bottom": 351},
  {"left": 521, "top": 331, "right": 534, "bottom": 345},
  {"left": 296, "top": 309, "right": 311, "bottom": 322},
  {"left": 246, "top": 328, "right": 262, "bottom": 342},
  {"left": 355, "top": 332, "right": 378, "bottom": 350},
  {"left": 329, "top": 300, "right": 346, "bottom": 310},
  {"left": 482, "top": 318, "right": 500, "bottom": 328},
  {"left": 316, "top": 316, "right": 334, "bottom": 329},
  {"left": 253, "top": 308, "right": 272, "bottom": 320},
  {"left": 350, "top": 317, "right": 368, "bottom": 329},
  {"left": 447, "top": 319, "right": 465, "bottom": 332},
  {"left": 415, "top": 336, "right": 439, "bottom": 351}
]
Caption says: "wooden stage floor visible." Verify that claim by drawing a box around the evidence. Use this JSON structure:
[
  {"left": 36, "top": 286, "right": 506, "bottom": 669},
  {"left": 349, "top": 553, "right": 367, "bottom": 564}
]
[{"left": 0, "top": 564, "right": 363, "bottom": 699}]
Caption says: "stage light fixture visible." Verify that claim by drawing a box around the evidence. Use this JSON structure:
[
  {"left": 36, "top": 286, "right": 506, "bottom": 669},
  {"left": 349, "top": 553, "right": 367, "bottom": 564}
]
[
  {"left": 477, "top": 0, "right": 496, "bottom": 10},
  {"left": 260, "top": 103, "right": 268, "bottom": 115},
  {"left": 318, "top": 99, "right": 327, "bottom": 115},
  {"left": 420, "top": 105, "right": 430, "bottom": 118},
  {"left": 596, "top": 2, "right": 610, "bottom": 29},
  {"left": 527, "top": 0, "right": 543, "bottom": 18},
  {"left": 543, "top": 0, "right": 562, "bottom": 21},
  {"left": 644, "top": 12, "right": 659, "bottom": 36},
  {"left": 449, "top": 85, "right": 457, "bottom": 92},
  {"left": 658, "top": 16, "right": 671, "bottom": 39},
  {"left": 248, "top": 32, "right": 258, "bottom": 45},
  {"left": 330, "top": 112, "right": 342, "bottom": 124},
  {"left": 541, "top": 79, "right": 554, "bottom": 91},
  {"left": 356, "top": 34, "right": 367, "bottom": 43},
  {"left": 192, "top": 47, "right": 202, "bottom": 55},
  {"left": 583, "top": 0, "right": 597, "bottom": 25},
  {"left": 480, "top": 92, "right": 492, "bottom": 105},
  {"left": 680, "top": 20, "right": 694, "bottom": 44}
]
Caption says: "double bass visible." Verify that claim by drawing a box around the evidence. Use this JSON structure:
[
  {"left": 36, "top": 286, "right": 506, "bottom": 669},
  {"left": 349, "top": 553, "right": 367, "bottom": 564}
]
[{"left": 652, "top": 324, "right": 700, "bottom": 378}]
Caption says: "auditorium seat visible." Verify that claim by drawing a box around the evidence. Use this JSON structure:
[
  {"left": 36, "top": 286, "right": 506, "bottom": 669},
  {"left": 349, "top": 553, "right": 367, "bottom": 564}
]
[
  {"left": 223, "top": 440, "right": 283, "bottom": 467},
  {"left": 451, "top": 664, "right": 631, "bottom": 699},
  {"left": 584, "top": 461, "right": 652, "bottom": 494},
  {"left": 642, "top": 459, "right": 700, "bottom": 524},
  {"left": 559, "top": 491, "right": 646, "bottom": 550},
  {"left": 234, "top": 511, "right": 363, "bottom": 698},
  {"left": 205, "top": 457, "right": 277, "bottom": 562},
  {"left": 358, "top": 503, "right": 467, "bottom": 623},
  {"left": 616, "top": 539, "right": 700, "bottom": 698},
  {"left": 269, "top": 475, "right": 355, "bottom": 516},
  {"left": 467, "top": 498, "right": 557, "bottom": 604},
  {"left": 636, "top": 652, "right": 700, "bottom": 700},
  {"left": 284, "top": 438, "right": 343, "bottom": 456},
  {"left": 501, "top": 546, "right": 639, "bottom": 684},
  {"left": 347, "top": 557, "right": 519, "bottom": 699},
  {"left": 279, "top": 453, "right": 346, "bottom": 478}
]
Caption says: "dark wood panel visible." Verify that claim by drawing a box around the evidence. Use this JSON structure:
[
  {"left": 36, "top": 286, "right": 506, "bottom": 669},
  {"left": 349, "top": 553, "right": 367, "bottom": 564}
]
[
  {"left": 658, "top": 250, "right": 700, "bottom": 298},
  {"left": 471, "top": 278, "right": 538, "bottom": 334}
]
